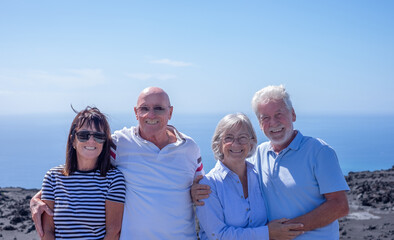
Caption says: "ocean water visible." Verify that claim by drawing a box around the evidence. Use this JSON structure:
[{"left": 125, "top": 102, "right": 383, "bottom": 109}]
[{"left": 0, "top": 113, "right": 393, "bottom": 189}]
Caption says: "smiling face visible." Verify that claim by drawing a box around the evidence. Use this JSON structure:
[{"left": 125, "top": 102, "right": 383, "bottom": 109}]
[
  {"left": 134, "top": 87, "right": 173, "bottom": 139},
  {"left": 257, "top": 99, "right": 296, "bottom": 152},
  {"left": 73, "top": 123, "right": 104, "bottom": 165},
  {"left": 220, "top": 124, "right": 251, "bottom": 165}
]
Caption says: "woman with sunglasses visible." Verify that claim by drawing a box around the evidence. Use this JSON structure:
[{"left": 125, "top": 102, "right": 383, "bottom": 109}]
[
  {"left": 195, "top": 113, "right": 303, "bottom": 240},
  {"left": 40, "top": 106, "right": 126, "bottom": 240}
]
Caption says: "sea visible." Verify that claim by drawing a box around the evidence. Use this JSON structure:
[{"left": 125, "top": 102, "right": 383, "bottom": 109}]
[{"left": 0, "top": 113, "right": 393, "bottom": 189}]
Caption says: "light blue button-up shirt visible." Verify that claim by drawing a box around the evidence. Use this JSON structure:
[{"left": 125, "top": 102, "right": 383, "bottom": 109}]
[{"left": 196, "top": 161, "right": 269, "bottom": 240}]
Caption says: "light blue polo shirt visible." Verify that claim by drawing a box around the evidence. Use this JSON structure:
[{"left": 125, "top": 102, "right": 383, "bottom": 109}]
[{"left": 249, "top": 131, "right": 349, "bottom": 240}]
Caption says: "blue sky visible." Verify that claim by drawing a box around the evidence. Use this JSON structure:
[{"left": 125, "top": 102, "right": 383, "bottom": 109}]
[{"left": 1, "top": 1, "right": 393, "bottom": 116}]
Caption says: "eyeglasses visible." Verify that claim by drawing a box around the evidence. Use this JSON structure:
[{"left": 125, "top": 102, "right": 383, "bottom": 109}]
[
  {"left": 222, "top": 134, "right": 251, "bottom": 145},
  {"left": 136, "top": 106, "right": 170, "bottom": 115},
  {"left": 75, "top": 131, "right": 106, "bottom": 143}
]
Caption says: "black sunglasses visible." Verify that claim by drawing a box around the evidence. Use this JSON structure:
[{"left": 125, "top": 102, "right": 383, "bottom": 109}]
[{"left": 75, "top": 130, "right": 106, "bottom": 143}]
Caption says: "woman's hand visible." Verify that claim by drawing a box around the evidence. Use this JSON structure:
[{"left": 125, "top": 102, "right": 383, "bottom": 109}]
[
  {"left": 30, "top": 190, "right": 53, "bottom": 237},
  {"left": 268, "top": 218, "right": 304, "bottom": 240}
]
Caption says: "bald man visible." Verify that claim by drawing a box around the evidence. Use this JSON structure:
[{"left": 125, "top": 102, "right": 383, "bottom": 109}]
[{"left": 31, "top": 87, "right": 204, "bottom": 239}]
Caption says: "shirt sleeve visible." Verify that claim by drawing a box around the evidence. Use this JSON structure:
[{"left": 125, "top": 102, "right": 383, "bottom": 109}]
[
  {"left": 192, "top": 142, "right": 204, "bottom": 177},
  {"left": 196, "top": 178, "right": 269, "bottom": 240},
  {"left": 110, "top": 133, "right": 118, "bottom": 166},
  {"left": 41, "top": 169, "right": 55, "bottom": 201},
  {"left": 195, "top": 156, "right": 204, "bottom": 177},
  {"left": 106, "top": 168, "right": 126, "bottom": 203},
  {"left": 315, "top": 145, "right": 350, "bottom": 194}
]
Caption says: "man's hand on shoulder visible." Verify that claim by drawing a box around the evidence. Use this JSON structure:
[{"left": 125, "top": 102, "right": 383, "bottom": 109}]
[{"left": 191, "top": 175, "right": 211, "bottom": 206}]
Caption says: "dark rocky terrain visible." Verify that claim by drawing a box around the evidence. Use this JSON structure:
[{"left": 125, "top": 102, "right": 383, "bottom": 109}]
[
  {"left": 339, "top": 166, "right": 394, "bottom": 239},
  {"left": 0, "top": 166, "right": 393, "bottom": 240},
  {"left": 0, "top": 188, "right": 38, "bottom": 239}
]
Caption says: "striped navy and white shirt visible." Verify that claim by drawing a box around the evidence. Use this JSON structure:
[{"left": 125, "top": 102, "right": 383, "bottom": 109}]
[{"left": 42, "top": 165, "right": 126, "bottom": 240}]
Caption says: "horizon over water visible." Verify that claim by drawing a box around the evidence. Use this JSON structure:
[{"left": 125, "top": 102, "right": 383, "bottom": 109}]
[{"left": 0, "top": 112, "right": 393, "bottom": 189}]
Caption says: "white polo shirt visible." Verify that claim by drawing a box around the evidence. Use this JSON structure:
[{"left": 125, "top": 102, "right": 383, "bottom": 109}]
[{"left": 111, "top": 125, "right": 203, "bottom": 240}]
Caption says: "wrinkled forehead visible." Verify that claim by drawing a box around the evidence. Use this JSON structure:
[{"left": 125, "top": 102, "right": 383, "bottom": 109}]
[
  {"left": 137, "top": 91, "right": 170, "bottom": 106},
  {"left": 223, "top": 122, "right": 250, "bottom": 136},
  {"left": 258, "top": 98, "right": 288, "bottom": 113}
]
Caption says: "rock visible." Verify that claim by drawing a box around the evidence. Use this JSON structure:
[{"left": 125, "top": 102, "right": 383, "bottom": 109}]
[{"left": 3, "top": 225, "right": 16, "bottom": 231}]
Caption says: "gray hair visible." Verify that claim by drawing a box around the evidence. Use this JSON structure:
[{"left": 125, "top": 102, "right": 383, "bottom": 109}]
[
  {"left": 211, "top": 113, "right": 257, "bottom": 161},
  {"left": 251, "top": 84, "right": 293, "bottom": 117}
]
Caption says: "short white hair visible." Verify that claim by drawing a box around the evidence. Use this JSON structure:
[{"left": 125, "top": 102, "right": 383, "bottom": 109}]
[
  {"left": 211, "top": 113, "right": 257, "bottom": 161},
  {"left": 251, "top": 84, "right": 293, "bottom": 117}
]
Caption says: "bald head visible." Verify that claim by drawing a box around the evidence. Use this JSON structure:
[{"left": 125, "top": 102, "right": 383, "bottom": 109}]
[
  {"left": 137, "top": 87, "right": 171, "bottom": 107},
  {"left": 134, "top": 87, "right": 174, "bottom": 140}
]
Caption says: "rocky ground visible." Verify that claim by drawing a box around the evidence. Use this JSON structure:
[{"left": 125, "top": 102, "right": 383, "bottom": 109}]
[
  {"left": 339, "top": 166, "right": 394, "bottom": 239},
  {"left": 0, "top": 188, "right": 38, "bottom": 240},
  {"left": 0, "top": 166, "right": 393, "bottom": 240}
]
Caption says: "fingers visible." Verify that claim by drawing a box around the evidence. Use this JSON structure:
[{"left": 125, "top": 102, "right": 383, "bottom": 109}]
[
  {"left": 278, "top": 230, "right": 304, "bottom": 240},
  {"left": 191, "top": 176, "right": 211, "bottom": 206},
  {"left": 286, "top": 223, "right": 304, "bottom": 230},
  {"left": 191, "top": 189, "right": 211, "bottom": 206},
  {"left": 194, "top": 200, "right": 205, "bottom": 206},
  {"left": 194, "top": 188, "right": 211, "bottom": 196},
  {"left": 271, "top": 218, "right": 303, "bottom": 230},
  {"left": 193, "top": 175, "right": 203, "bottom": 184},
  {"left": 275, "top": 218, "right": 289, "bottom": 223},
  {"left": 43, "top": 205, "right": 54, "bottom": 216},
  {"left": 191, "top": 183, "right": 211, "bottom": 192},
  {"left": 191, "top": 178, "right": 211, "bottom": 201},
  {"left": 30, "top": 195, "right": 52, "bottom": 237},
  {"left": 287, "top": 230, "right": 304, "bottom": 239},
  {"left": 280, "top": 222, "right": 304, "bottom": 232},
  {"left": 32, "top": 210, "right": 44, "bottom": 237},
  {"left": 282, "top": 224, "right": 304, "bottom": 240}
]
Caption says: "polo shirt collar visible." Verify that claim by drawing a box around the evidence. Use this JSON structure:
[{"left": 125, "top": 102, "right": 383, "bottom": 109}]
[
  {"left": 268, "top": 130, "right": 303, "bottom": 152},
  {"left": 288, "top": 130, "right": 303, "bottom": 151},
  {"left": 134, "top": 125, "right": 186, "bottom": 144},
  {"left": 167, "top": 125, "right": 186, "bottom": 144}
]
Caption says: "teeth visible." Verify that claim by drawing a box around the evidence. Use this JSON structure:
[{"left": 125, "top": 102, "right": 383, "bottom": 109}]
[
  {"left": 230, "top": 150, "right": 243, "bottom": 153},
  {"left": 271, "top": 128, "right": 283, "bottom": 133},
  {"left": 146, "top": 119, "right": 158, "bottom": 124},
  {"left": 85, "top": 147, "right": 96, "bottom": 150}
]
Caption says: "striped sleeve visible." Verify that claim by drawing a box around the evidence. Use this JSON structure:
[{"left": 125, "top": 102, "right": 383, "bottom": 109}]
[
  {"left": 41, "top": 167, "right": 59, "bottom": 201},
  {"left": 107, "top": 168, "right": 126, "bottom": 203}
]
